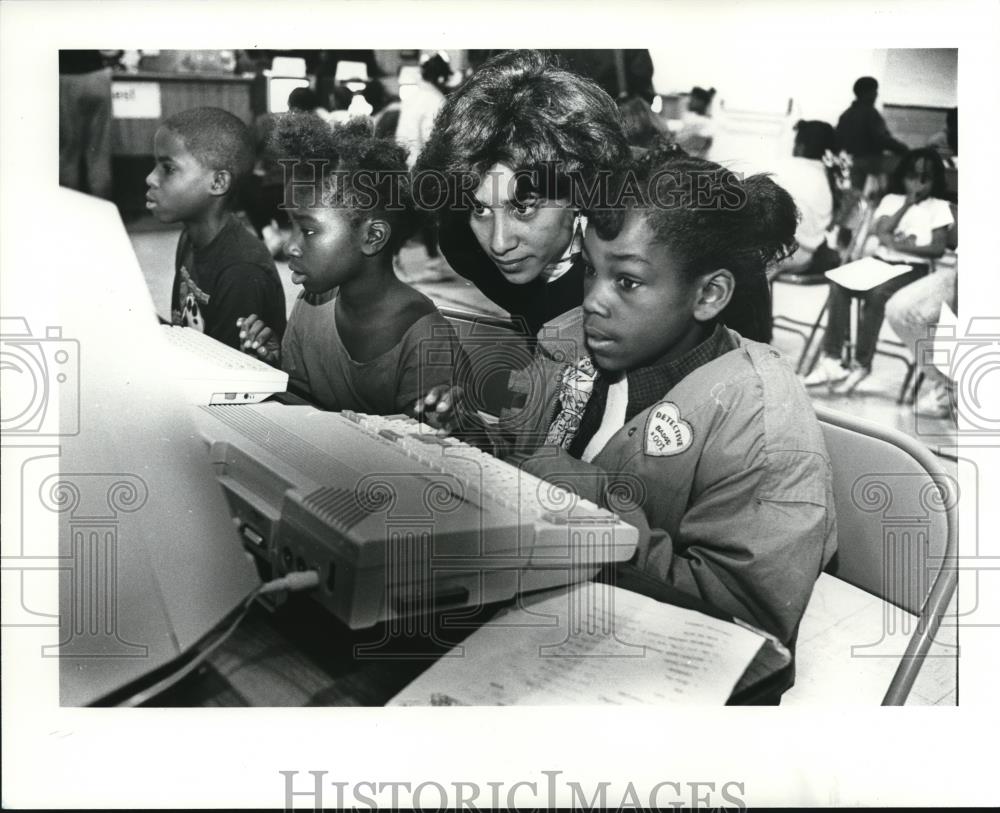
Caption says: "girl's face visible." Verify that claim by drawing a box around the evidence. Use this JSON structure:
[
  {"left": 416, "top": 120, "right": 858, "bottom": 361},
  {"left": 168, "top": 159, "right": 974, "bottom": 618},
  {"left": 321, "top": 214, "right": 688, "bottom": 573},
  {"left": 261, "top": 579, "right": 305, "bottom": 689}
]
[
  {"left": 903, "top": 157, "right": 934, "bottom": 201},
  {"left": 468, "top": 163, "right": 576, "bottom": 285},
  {"left": 283, "top": 182, "right": 365, "bottom": 294}
]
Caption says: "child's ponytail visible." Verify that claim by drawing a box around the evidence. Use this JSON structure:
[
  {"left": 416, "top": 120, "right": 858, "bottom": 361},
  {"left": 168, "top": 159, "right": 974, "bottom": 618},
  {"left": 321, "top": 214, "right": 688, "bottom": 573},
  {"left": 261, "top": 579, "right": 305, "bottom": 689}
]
[
  {"left": 741, "top": 173, "right": 799, "bottom": 268},
  {"left": 718, "top": 173, "right": 797, "bottom": 342}
]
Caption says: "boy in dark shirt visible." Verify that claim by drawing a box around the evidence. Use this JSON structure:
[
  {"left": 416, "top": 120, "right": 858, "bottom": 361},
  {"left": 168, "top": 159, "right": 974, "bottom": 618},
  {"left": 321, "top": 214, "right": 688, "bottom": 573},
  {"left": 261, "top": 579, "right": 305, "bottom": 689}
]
[
  {"left": 835, "top": 76, "right": 908, "bottom": 188},
  {"left": 145, "top": 107, "right": 286, "bottom": 350}
]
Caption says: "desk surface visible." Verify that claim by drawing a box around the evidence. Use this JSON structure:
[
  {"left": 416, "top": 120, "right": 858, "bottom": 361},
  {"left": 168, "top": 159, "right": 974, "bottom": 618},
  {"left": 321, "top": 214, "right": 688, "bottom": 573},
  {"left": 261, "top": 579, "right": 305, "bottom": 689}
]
[
  {"left": 112, "top": 71, "right": 254, "bottom": 84},
  {"left": 150, "top": 583, "right": 794, "bottom": 708}
]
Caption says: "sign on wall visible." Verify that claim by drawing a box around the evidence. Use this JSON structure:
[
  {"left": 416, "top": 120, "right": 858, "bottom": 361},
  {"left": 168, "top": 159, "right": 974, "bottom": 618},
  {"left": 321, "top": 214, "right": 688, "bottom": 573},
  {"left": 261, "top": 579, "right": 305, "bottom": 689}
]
[{"left": 111, "top": 82, "right": 161, "bottom": 119}]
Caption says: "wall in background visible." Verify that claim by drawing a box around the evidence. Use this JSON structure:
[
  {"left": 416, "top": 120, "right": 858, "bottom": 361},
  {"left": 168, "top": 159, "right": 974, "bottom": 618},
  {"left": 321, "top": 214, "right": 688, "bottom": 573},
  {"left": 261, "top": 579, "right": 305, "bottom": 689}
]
[
  {"left": 882, "top": 48, "right": 957, "bottom": 108},
  {"left": 648, "top": 48, "right": 956, "bottom": 173}
]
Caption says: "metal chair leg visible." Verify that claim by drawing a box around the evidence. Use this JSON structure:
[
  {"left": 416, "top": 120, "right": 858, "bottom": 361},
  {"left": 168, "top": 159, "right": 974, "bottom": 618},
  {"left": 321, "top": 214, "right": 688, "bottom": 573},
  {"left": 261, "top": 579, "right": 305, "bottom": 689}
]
[
  {"left": 909, "top": 371, "right": 925, "bottom": 407},
  {"left": 897, "top": 363, "right": 916, "bottom": 405},
  {"left": 795, "top": 295, "right": 829, "bottom": 375}
]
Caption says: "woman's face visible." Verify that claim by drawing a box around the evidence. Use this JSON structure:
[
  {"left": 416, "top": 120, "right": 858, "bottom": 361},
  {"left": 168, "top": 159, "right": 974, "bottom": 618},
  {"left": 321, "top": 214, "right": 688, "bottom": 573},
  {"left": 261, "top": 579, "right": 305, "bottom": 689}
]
[{"left": 468, "top": 163, "right": 576, "bottom": 285}]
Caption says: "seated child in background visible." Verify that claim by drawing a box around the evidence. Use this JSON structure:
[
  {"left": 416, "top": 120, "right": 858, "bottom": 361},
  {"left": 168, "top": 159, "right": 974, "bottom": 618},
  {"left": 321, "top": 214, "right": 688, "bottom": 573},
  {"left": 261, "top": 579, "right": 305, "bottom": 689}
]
[
  {"left": 803, "top": 147, "right": 953, "bottom": 394},
  {"left": 422, "top": 147, "right": 837, "bottom": 647},
  {"left": 768, "top": 120, "right": 836, "bottom": 278},
  {"left": 145, "top": 107, "right": 286, "bottom": 350},
  {"left": 238, "top": 116, "right": 464, "bottom": 415},
  {"left": 674, "top": 86, "right": 715, "bottom": 158},
  {"left": 886, "top": 244, "right": 958, "bottom": 419}
]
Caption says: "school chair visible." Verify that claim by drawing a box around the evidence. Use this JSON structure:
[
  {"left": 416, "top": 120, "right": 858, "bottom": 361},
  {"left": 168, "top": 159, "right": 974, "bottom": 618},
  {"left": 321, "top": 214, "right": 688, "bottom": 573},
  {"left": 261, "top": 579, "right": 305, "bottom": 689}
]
[
  {"left": 783, "top": 404, "right": 958, "bottom": 705},
  {"left": 789, "top": 233, "right": 866, "bottom": 377},
  {"left": 770, "top": 158, "right": 850, "bottom": 368},
  {"left": 796, "top": 194, "right": 918, "bottom": 401},
  {"left": 439, "top": 307, "right": 522, "bottom": 335},
  {"left": 780, "top": 178, "right": 880, "bottom": 374},
  {"left": 770, "top": 258, "right": 836, "bottom": 374}
]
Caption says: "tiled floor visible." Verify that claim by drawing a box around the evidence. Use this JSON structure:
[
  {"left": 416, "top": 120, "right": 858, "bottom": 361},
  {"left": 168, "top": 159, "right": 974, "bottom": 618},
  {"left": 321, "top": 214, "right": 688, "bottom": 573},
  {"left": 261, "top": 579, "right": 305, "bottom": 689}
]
[{"left": 128, "top": 219, "right": 958, "bottom": 706}]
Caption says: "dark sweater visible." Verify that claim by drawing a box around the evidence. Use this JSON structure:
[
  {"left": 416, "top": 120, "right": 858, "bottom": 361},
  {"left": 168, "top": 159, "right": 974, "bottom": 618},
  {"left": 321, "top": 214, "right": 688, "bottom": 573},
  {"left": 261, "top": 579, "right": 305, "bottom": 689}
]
[
  {"left": 835, "top": 101, "right": 908, "bottom": 158},
  {"left": 437, "top": 215, "right": 584, "bottom": 336}
]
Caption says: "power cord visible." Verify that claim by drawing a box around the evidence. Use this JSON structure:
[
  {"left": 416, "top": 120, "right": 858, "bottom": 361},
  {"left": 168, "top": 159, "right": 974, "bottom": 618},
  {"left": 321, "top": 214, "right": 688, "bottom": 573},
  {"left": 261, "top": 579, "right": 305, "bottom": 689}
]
[{"left": 119, "top": 570, "right": 320, "bottom": 707}]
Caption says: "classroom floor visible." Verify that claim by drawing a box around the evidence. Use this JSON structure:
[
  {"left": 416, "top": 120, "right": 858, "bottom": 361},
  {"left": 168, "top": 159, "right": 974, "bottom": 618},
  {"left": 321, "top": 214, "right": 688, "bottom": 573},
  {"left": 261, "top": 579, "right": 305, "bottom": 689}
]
[{"left": 127, "top": 217, "right": 958, "bottom": 706}]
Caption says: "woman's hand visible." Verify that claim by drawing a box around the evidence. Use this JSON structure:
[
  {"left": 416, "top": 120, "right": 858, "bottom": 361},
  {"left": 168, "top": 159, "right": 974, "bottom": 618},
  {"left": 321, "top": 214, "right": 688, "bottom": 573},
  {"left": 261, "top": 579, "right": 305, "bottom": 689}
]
[
  {"left": 414, "top": 385, "right": 470, "bottom": 435},
  {"left": 237, "top": 314, "right": 280, "bottom": 366},
  {"left": 904, "top": 184, "right": 931, "bottom": 207}
]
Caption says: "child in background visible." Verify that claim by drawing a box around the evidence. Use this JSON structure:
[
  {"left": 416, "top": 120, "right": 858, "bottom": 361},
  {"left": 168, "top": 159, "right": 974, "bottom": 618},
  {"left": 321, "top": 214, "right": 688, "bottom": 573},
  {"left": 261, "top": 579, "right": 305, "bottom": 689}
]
[
  {"left": 675, "top": 86, "right": 716, "bottom": 158},
  {"left": 238, "top": 116, "right": 464, "bottom": 415},
  {"left": 145, "top": 107, "right": 286, "bottom": 350},
  {"left": 394, "top": 53, "right": 452, "bottom": 170},
  {"left": 617, "top": 95, "right": 671, "bottom": 150},
  {"left": 886, "top": 261, "right": 958, "bottom": 417},
  {"left": 768, "top": 120, "right": 837, "bottom": 277},
  {"left": 421, "top": 148, "right": 837, "bottom": 647},
  {"left": 803, "top": 148, "right": 953, "bottom": 393}
]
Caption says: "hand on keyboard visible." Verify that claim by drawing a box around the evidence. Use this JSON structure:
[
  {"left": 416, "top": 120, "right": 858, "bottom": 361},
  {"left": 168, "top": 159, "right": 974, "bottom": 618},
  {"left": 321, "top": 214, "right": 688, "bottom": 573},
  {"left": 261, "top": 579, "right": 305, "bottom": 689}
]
[
  {"left": 413, "top": 384, "right": 469, "bottom": 435},
  {"left": 237, "top": 314, "right": 281, "bottom": 367}
]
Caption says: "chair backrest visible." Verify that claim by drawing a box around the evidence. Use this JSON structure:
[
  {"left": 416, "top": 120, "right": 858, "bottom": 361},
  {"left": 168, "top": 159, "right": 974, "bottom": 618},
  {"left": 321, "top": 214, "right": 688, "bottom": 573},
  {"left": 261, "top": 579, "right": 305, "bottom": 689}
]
[
  {"left": 847, "top": 191, "right": 884, "bottom": 262},
  {"left": 814, "top": 404, "right": 956, "bottom": 617},
  {"left": 814, "top": 404, "right": 958, "bottom": 704}
]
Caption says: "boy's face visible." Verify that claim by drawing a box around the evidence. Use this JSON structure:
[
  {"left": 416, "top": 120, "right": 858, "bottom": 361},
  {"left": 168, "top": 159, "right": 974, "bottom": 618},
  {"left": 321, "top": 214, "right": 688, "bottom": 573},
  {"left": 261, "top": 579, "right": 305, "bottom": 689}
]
[
  {"left": 582, "top": 210, "right": 705, "bottom": 373},
  {"left": 468, "top": 163, "right": 576, "bottom": 285},
  {"left": 145, "top": 128, "right": 217, "bottom": 223},
  {"left": 284, "top": 183, "right": 365, "bottom": 294}
]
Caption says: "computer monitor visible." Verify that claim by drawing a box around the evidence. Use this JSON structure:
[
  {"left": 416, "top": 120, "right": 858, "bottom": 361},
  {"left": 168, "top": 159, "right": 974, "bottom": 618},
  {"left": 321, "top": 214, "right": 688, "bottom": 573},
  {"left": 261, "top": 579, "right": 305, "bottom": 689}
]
[
  {"left": 398, "top": 65, "right": 422, "bottom": 86},
  {"left": 333, "top": 60, "right": 369, "bottom": 84},
  {"left": 267, "top": 76, "right": 310, "bottom": 114},
  {"left": 6, "top": 189, "right": 261, "bottom": 706}
]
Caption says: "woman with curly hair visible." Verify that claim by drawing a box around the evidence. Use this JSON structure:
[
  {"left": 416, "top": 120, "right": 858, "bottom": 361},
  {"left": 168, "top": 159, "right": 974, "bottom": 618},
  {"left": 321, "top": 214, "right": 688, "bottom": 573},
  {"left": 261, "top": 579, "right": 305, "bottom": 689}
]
[{"left": 415, "top": 49, "right": 631, "bottom": 338}]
